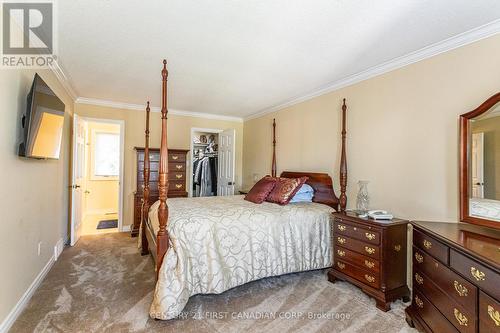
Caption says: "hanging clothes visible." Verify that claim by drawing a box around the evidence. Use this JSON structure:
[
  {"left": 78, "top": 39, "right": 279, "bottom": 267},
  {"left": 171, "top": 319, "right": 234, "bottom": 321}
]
[{"left": 193, "top": 155, "right": 218, "bottom": 197}]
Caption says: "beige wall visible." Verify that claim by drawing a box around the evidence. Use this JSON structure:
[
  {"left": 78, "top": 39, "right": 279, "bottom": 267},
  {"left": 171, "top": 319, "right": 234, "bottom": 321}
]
[
  {"left": 84, "top": 122, "right": 120, "bottom": 214},
  {"left": 0, "top": 69, "right": 73, "bottom": 324},
  {"left": 243, "top": 34, "right": 500, "bottom": 222},
  {"left": 75, "top": 104, "right": 244, "bottom": 229}
]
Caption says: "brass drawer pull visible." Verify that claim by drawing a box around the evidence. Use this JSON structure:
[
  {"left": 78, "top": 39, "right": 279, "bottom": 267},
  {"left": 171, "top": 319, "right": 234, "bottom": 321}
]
[
  {"left": 364, "top": 274, "right": 375, "bottom": 283},
  {"left": 175, "top": 174, "right": 183, "bottom": 179},
  {"left": 175, "top": 165, "right": 183, "bottom": 170},
  {"left": 423, "top": 240, "right": 432, "bottom": 249},
  {"left": 454, "top": 308, "right": 468, "bottom": 326},
  {"left": 365, "top": 232, "right": 376, "bottom": 241},
  {"left": 175, "top": 184, "right": 183, "bottom": 189},
  {"left": 470, "top": 267, "right": 485, "bottom": 281},
  {"left": 364, "top": 260, "right": 375, "bottom": 269},
  {"left": 488, "top": 305, "right": 500, "bottom": 326},
  {"left": 337, "top": 262, "right": 345, "bottom": 270},
  {"left": 394, "top": 245, "right": 401, "bottom": 252},
  {"left": 414, "top": 296, "right": 423, "bottom": 308},
  {"left": 172, "top": 155, "right": 179, "bottom": 160},
  {"left": 414, "top": 252, "right": 424, "bottom": 263},
  {"left": 337, "top": 237, "right": 346, "bottom": 245},
  {"left": 337, "top": 250, "right": 345, "bottom": 257},
  {"left": 415, "top": 273, "right": 424, "bottom": 285},
  {"left": 338, "top": 224, "right": 346, "bottom": 231},
  {"left": 364, "top": 246, "right": 375, "bottom": 255},
  {"left": 453, "top": 281, "right": 468, "bottom": 297}
]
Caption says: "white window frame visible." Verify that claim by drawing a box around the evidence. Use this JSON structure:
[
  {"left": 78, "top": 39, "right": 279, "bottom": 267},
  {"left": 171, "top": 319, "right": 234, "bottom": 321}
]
[{"left": 90, "top": 129, "right": 120, "bottom": 181}]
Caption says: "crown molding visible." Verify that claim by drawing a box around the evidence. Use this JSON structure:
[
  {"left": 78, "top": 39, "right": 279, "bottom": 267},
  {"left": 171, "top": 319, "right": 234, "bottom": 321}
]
[
  {"left": 75, "top": 97, "right": 244, "bottom": 122},
  {"left": 245, "top": 19, "right": 500, "bottom": 121},
  {"left": 48, "top": 59, "right": 78, "bottom": 101}
]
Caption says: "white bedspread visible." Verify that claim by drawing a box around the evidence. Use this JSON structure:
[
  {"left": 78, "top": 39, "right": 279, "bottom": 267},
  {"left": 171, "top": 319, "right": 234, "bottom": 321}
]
[{"left": 148, "top": 195, "right": 333, "bottom": 320}]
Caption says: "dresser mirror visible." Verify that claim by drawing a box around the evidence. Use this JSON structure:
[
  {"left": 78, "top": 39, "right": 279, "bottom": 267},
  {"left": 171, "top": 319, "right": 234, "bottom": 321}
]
[{"left": 460, "top": 92, "right": 500, "bottom": 229}]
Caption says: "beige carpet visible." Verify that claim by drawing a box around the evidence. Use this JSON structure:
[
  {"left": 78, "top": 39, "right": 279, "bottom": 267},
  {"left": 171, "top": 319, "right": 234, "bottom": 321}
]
[{"left": 10, "top": 233, "right": 417, "bottom": 333}]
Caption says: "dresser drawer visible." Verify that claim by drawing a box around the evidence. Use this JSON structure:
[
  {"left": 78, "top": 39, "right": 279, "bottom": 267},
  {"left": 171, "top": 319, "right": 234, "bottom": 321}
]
[
  {"left": 479, "top": 291, "right": 500, "bottom": 332},
  {"left": 335, "top": 246, "right": 380, "bottom": 273},
  {"left": 413, "top": 269, "right": 475, "bottom": 333},
  {"left": 335, "top": 235, "right": 379, "bottom": 259},
  {"left": 412, "top": 246, "right": 477, "bottom": 314},
  {"left": 334, "top": 219, "right": 380, "bottom": 245},
  {"left": 412, "top": 290, "right": 460, "bottom": 333},
  {"left": 169, "top": 180, "right": 185, "bottom": 192},
  {"left": 168, "top": 171, "right": 185, "bottom": 181},
  {"left": 169, "top": 162, "right": 185, "bottom": 172},
  {"left": 168, "top": 153, "right": 186, "bottom": 162},
  {"left": 334, "top": 260, "right": 379, "bottom": 288},
  {"left": 450, "top": 249, "right": 500, "bottom": 300},
  {"left": 413, "top": 229, "right": 449, "bottom": 264}
]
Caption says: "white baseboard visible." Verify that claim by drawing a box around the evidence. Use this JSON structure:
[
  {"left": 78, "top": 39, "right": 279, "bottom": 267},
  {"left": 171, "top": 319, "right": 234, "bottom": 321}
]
[
  {"left": 121, "top": 224, "right": 131, "bottom": 232},
  {"left": 54, "top": 238, "right": 65, "bottom": 261},
  {"left": 0, "top": 254, "right": 55, "bottom": 333}
]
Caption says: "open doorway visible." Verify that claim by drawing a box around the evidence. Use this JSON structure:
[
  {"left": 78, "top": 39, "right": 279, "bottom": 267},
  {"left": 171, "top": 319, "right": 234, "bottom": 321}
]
[
  {"left": 70, "top": 116, "right": 125, "bottom": 245},
  {"left": 189, "top": 127, "right": 236, "bottom": 198}
]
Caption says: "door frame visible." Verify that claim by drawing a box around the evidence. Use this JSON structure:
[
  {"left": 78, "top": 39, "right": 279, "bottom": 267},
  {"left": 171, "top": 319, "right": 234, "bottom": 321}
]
[
  {"left": 71, "top": 116, "right": 126, "bottom": 237},
  {"left": 189, "top": 127, "right": 223, "bottom": 197}
]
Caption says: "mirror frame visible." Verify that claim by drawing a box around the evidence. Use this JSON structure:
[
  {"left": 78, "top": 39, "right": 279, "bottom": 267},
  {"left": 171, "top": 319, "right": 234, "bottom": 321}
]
[{"left": 460, "top": 92, "right": 500, "bottom": 229}]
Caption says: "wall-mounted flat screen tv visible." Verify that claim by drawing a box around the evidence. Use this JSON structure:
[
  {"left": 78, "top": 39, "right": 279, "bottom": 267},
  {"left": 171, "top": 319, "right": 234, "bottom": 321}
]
[{"left": 18, "top": 74, "right": 66, "bottom": 159}]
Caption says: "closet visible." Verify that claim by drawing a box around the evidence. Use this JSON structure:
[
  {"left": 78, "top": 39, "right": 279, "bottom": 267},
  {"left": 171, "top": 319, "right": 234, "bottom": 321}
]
[{"left": 192, "top": 131, "right": 218, "bottom": 197}]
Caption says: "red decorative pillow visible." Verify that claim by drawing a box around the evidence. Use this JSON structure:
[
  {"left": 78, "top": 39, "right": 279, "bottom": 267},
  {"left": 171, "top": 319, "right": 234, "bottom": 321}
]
[
  {"left": 244, "top": 176, "right": 277, "bottom": 204},
  {"left": 266, "top": 176, "right": 308, "bottom": 205}
]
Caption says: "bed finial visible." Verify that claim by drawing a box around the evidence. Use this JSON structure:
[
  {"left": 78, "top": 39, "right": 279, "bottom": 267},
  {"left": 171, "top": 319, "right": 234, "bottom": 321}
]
[
  {"left": 157, "top": 60, "right": 170, "bottom": 276},
  {"left": 339, "top": 99, "right": 348, "bottom": 213},
  {"left": 272, "top": 118, "right": 277, "bottom": 177},
  {"left": 141, "top": 101, "right": 151, "bottom": 255}
]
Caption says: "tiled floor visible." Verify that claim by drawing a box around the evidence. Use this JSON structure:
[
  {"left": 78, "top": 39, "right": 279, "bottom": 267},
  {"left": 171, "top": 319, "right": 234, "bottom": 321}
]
[{"left": 82, "top": 213, "right": 119, "bottom": 235}]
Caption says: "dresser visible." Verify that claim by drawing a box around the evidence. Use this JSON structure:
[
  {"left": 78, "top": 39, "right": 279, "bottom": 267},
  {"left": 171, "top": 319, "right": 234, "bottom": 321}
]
[
  {"left": 328, "top": 212, "right": 410, "bottom": 311},
  {"left": 406, "top": 221, "right": 500, "bottom": 333},
  {"left": 131, "top": 147, "right": 189, "bottom": 237}
]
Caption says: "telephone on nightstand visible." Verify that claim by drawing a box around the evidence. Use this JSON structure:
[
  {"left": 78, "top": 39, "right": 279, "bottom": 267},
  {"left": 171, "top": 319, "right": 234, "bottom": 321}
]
[{"left": 367, "top": 210, "right": 393, "bottom": 220}]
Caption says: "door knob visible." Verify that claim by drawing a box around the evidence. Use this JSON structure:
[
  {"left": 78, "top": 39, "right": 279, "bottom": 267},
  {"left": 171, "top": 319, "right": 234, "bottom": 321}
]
[{"left": 72, "top": 185, "right": 81, "bottom": 189}]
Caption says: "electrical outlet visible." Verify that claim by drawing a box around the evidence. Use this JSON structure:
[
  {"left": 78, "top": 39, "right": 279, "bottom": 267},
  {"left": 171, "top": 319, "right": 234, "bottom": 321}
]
[{"left": 37, "top": 241, "right": 42, "bottom": 256}]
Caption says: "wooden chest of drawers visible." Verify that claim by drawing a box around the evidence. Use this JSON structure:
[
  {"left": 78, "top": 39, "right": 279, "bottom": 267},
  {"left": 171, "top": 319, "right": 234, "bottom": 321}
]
[
  {"left": 406, "top": 221, "right": 500, "bottom": 333},
  {"left": 131, "top": 147, "right": 189, "bottom": 237},
  {"left": 328, "top": 212, "right": 410, "bottom": 311}
]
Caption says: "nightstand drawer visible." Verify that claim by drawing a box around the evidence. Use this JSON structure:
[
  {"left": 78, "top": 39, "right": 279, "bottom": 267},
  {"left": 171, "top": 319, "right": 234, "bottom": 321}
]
[
  {"left": 480, "top": 291, "right": 500, "bottom": 332},
  {"left": 413, "top": 269, "right": 475, "bottom": 333},
  {"left": 413, "top": 229, "right": 449, "bottom": 264},
  {"left": 450, "top": 249, "right": 500, "bottom": 300},
  {"left": 335, "top": 235, "right": 379, "bottom": 259},
  {"left": 334, "top": 259, "right": 380, "bottom": 288},
  {"left": 335, "top": 246, "right": 380, "bottom": 273},
  {"left": 335, "top": 219, "right": 380, "bottom": 245}
]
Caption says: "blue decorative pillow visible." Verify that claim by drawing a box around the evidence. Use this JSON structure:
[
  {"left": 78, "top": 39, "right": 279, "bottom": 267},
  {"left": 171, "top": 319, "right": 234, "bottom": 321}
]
[
  {"left": 290, "top": 184, "right": 314, "bottom": 203},
  {"left": 296, "top": 183, "right": 313, "bottom": 195}
]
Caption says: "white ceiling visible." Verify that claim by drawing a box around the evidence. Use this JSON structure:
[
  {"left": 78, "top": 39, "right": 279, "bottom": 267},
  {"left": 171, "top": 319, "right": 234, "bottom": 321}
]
[{"left": 58, "top": 0, "right": 500, "bottom": 118}]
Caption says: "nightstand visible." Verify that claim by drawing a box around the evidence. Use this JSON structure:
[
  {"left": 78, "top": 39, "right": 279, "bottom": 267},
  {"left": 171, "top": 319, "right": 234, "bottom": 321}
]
[
  {"left": 328, "top": 211, "right": 410, "bottom": 311},
  {"left": 238, "top": 190, "right": 249, "bottom": 195}
]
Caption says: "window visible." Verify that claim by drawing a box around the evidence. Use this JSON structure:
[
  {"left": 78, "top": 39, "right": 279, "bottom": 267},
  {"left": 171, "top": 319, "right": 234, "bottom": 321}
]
[{"left": 93, "top": 132, "right": 119, "bottom": 178}]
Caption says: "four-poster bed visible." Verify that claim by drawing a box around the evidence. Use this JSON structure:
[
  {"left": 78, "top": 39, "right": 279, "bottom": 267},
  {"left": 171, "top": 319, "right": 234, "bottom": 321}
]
[{"left": 140, "top": 60, "right": 348, "bottom": 319}]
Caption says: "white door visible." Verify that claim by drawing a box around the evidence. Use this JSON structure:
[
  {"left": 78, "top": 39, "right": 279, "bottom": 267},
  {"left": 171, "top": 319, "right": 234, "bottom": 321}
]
[
  {"left": 70, "top": 115, "right": 86, "bottom": 245},
  {"left": 218, "top": 129, "right": 236, "bottom": 196},
  {"left": 471, "top": 132, "right": 484, "bottom": 198}
]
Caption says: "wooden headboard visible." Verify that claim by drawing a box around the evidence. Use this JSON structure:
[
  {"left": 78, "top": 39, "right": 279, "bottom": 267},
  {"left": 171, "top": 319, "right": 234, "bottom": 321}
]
[{"left": 280, "top": 171, "right": 339, "bottom": 211}]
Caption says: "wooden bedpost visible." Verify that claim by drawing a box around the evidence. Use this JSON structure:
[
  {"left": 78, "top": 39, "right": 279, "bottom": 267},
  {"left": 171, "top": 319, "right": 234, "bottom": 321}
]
[
  {"left": 141, "top": 102, "right": 151, "bottom": 255},
  {"left": 272, "top": 118, "right": 277, "bottom": 177},
  {"left": 156, "top": 60, "right": 169, "bottom": 276},
  {"left": 339, "top": 99, "right": 348, "bottom": 213}
]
